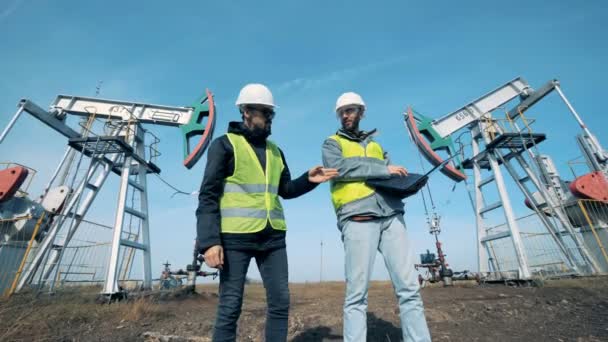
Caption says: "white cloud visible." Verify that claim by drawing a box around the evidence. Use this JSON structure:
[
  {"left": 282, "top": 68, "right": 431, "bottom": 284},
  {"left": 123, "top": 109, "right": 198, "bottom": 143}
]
[
  {"left": 276, "top": 55, "right": 409, "bottom": 93},
  {"left": 0, "top": 0, "right": 25, "bottom": 22}
]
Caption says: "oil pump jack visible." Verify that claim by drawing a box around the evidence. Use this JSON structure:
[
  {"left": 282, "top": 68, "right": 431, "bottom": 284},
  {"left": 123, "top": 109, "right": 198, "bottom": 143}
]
[
  {"left": 405, "top": 77, "right": 608, "bottom": 280},
  {"left": 0, "top": 89, "right": 217, "bottom": 299}
]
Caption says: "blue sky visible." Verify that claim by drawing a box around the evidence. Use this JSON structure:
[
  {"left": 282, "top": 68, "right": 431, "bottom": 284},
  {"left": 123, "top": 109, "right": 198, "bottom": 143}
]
[{"left": 1, "top": 0, "right": 607, "bottom": 282}]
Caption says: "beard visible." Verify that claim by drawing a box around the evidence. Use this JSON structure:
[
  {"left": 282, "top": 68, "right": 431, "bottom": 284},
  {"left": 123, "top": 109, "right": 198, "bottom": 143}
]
[
  {"left": 245, "top": 122, "right": 271, "bottom": 142},
  {"left": 342, "top": 121, "right": 359, "bottom": 133}
]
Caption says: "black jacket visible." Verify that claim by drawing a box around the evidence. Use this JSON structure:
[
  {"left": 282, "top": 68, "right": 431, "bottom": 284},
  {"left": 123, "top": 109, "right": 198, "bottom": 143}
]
[{"left": 196, "top": 122, "right": 317, "bottom": 253}]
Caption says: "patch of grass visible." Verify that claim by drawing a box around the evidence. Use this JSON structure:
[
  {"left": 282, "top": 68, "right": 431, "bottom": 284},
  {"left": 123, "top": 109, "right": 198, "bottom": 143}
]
[
  {"left": 543, "top": 275, "right": 608, "bottom": 289},
  {"left": 121, "top": 297, "right": 159, "bottom": 322}
]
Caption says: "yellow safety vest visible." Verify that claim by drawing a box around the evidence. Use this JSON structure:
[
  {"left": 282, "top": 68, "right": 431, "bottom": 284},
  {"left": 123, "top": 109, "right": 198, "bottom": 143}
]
[
  {"left": 329, "top": 134, "right": 384, "bottom": 210},
  {"left": 219, "top": 133, "right": 286, "bottom": 233}
]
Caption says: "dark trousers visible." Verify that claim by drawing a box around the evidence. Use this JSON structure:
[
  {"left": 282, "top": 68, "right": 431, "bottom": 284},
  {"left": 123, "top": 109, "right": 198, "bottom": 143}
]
[{"left": 212, "top": 247, "right": 289, "bottom": 342}]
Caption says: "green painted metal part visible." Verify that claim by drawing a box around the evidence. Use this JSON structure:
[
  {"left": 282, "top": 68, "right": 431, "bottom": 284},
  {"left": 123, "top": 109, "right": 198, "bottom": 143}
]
[
  {"left": 411, "top": 109, "right": 465, "bottom": 174},
  {"left": 181, "top": 89, "right": 216, "bottom": 169},
  {"left": 181, "top": 93, "right": 209, "bottom": 159}
]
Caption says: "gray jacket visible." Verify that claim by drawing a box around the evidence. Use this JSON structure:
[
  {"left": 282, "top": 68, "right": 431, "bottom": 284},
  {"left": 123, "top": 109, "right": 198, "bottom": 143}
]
[{"left": 322, "top": 128, "right": 405, "bottom": 227}]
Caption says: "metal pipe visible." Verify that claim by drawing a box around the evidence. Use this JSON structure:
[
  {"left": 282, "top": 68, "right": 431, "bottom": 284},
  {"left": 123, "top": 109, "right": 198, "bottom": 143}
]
[
  {"left": 0, "top": 105, "right": 25, "bottom": 143},
  {"left": 41, "top": 147, "right": 72, "bottom": 197},
  {"left": 555, "top": 85, "right": 607, "bottom": 162}
]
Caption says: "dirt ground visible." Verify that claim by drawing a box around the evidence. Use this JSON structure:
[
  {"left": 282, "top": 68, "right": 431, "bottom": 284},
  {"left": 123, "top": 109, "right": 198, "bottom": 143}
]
[{"left": 0, "top": 277, "right": 607, "bottom": 341}]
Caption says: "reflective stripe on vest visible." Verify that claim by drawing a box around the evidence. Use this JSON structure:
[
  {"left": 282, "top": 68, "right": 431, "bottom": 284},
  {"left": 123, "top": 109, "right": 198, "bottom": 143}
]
[
  {"left": 220, "top": 133, "right": 286, "bottom": 233},
  {"left": 329, "top": 134, "right": 384, "bottom": 210}
]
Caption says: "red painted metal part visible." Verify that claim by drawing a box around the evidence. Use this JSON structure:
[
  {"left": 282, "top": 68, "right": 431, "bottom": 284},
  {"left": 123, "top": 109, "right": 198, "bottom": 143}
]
[
  {"left": 0, "top": 166, "right": 29, "bottom": 202},
  {"left": 405, "top": 107, "right": 466, "bottom": 181},
  {"left": 569, "top": 171, "right": 608, "bottom": 203},
  {"left": 183, "top": 89, "right": 216, "bottom": 169}
]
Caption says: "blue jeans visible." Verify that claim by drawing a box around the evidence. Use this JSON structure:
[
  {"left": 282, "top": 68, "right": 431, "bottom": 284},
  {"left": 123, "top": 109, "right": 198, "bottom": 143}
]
[
  {"left": 341, "top": 215, "right": 431, "bottom": 342},
  {"left": 212, "top": 247, "right": 289, "bottom": 342}
]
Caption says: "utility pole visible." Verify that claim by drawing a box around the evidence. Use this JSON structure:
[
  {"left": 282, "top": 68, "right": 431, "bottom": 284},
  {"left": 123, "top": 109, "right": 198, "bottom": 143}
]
[{"left": 319, "top": 237, "right": 323, "bottom": 283}]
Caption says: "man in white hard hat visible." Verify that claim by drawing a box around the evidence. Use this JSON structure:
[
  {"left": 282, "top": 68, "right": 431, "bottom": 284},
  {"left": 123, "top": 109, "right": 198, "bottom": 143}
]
[
  {"left": 197, "top": 83, "right": 338, "bottom": 342},
  {"left": 322, "top": 92, "right": 431, "bottom": 342}
]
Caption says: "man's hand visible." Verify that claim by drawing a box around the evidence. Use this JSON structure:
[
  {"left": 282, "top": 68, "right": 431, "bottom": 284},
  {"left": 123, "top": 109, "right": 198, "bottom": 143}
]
[
  {"left": 388, "top": 165, "right": 408, "bottom": 176},
  {"left": 308, "top": 166, "right": 339, "bottom": 183},
  {"left": 203, "top": 245, "right": 224, "bottom": 269}
]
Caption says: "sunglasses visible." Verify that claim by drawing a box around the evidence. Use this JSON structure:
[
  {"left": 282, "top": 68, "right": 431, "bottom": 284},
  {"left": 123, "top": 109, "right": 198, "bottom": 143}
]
[
  {"left": 247, "top": 106, "right": 275, "bottom": 120},
  {"left": 338, "top": 106, "right": 360, "bottom": 116}
]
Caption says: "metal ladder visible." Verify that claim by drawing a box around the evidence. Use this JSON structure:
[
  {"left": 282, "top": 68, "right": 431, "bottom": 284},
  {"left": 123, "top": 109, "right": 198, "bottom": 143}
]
[
  {"left": 17, "top": 123, "right": 127, "bottom": 291},
  {"left": 493, "top": 116, "right": 600, "bottom": 275},
  {"left": 499, "top": 147, "right": 600, "bottom": 275},
  {"left": 465, "top": 118, "right": 600, "bottom": 279},
  {"left": 467, "top": 121, "right": 533, "bottom": 279},
  {"left": 101, "top": 122, "right": 153, "bottom": 297},
  {"left": 17, "top": 120, "right": 156, "bottom": 296}
]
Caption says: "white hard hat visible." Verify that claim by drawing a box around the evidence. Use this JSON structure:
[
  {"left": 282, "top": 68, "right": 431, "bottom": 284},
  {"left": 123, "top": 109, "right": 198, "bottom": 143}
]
[
  {"left": 235, "top": 83, "right": 276, "bottom": 108},
  {"left": 335, "top": 92, "right": 366, "bottom": 112}
]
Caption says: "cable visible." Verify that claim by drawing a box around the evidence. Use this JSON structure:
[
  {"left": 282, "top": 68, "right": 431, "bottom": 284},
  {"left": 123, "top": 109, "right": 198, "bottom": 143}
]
[
  {"left": 154, "top": 173, "right": 196, "bottom": 197},
  {"left": 406, "top": 114, "right": 441, "bottom": 224}
]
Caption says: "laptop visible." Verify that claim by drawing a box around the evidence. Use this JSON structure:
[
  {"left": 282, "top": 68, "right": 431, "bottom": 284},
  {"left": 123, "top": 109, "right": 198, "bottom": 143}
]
[{"left": 366, "top": 157, "right": 453, "bottom": 199}]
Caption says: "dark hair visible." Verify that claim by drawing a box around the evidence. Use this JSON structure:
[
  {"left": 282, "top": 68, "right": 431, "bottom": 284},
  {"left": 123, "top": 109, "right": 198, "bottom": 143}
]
[{"left": 239, "top": 105, "right": 247, "bottom": 120}]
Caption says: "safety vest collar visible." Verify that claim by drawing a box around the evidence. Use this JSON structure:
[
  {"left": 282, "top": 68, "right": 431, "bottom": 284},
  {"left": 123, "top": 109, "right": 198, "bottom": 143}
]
[{"left": 335, "top": 128, "right": 378, "bottom": 142}]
